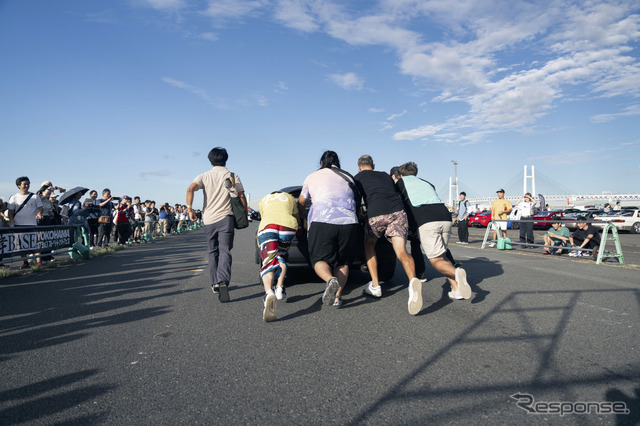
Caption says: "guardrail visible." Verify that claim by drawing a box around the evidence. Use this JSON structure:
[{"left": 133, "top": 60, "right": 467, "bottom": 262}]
[
  {"left": 479, "top": 219, "right": 624, "bottom": 265},
  {"left": 0, "top": 224, "right": 90, "bottom": 265}
]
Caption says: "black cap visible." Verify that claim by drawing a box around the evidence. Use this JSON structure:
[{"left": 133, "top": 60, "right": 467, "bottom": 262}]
[{"left": 496, "top": 189, "right": 505, "bottom": 193}]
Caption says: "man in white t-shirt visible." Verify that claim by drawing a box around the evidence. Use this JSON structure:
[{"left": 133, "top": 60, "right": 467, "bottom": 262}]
[
  {"left": 515, "top": 192, "right": 536, "bottom": 248},
  {"left": 7, "top": 176, "right": 44, "bottom": 268},
  {"left": 186, "top": 147, "right": 247, "bottom": 303},
  {"left": 8, "top": 176, "right": 43, "bottom": 226}
]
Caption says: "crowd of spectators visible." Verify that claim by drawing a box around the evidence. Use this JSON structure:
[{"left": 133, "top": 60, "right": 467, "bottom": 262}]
[{"left": 0, "top": 176, "right": 202, "bottom": 268}]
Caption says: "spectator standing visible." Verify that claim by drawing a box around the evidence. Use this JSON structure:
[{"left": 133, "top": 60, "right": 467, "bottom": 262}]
[
  {"left": 353, "top": 155, "right": 419, "bottom": 300},
  {"left": 144, "top": 201, "right": 157, "bottom": 237},
  {"left": 515, "top": 192, "right": 536, "bottom": 248},
  {"left": 395, "top": 162, "right": 472, "bottom": 307},
  {"left": 159, "top": 203, "right": 170, "bottom": 235},
  {"left": 257, "top": 191, "right": 300, "bottom": 322},
  {"left": 115, "top": 197, "right": 133, "bottom": 245},
  {"left": 0, "top": 199, "right": 8, "bottom": 228},
  {"left": 84, "top": 190, "right": 99, "bottom": 247},
  {"left": 613, "top": 201, "right": 622, "bottom": 211},
  {"left": 132, "top": 196, "right": 144, "bottom": 242},
  {"left": 569, "top": 218, "right": 601, "bottom": 259},
  {"left": 7, "top": 177, "right": 44, "bottom": 268},
  {"left": 96, "top": 189, "right": 115, "bottom": 248},
  {"left": 489, "top": 189, "right": 512, "bottom": 247},
  {"left": 298, "top": 150, "right": 359, "bottom": 308},
  {"left": 456, "top": 192, "right": 471, "bottom": 244},
  {"left": 186, "top": 147, "right": 247, "bottom": 303}
]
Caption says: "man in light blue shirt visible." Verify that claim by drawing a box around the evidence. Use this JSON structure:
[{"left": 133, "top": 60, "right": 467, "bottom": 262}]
[{"left": 457, "top": 192, "right": 471, "bottom": 244}]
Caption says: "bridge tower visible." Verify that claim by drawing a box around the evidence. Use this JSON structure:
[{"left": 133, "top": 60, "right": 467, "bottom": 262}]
[{"left": 524, "top": 165, "right": 536, "bottom": 196}]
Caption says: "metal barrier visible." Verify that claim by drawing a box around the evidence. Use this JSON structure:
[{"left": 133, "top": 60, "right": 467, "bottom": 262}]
[
  {"left": 1, "top": 219, "right": 205, "bottom": 267},
  {"left": 480, "top": 219, "right": 624, "bottom": 265},
  {"left": 0, "top": 224, "right": 89, "bottom": 265}
]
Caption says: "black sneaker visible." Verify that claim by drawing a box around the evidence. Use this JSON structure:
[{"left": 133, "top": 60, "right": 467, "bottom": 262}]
[{"left": 217, "top": 283, "right": 230, "bottom": 303}]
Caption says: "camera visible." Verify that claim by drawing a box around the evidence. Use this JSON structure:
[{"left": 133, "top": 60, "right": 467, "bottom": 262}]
[{"left": 112, "top": 196, "right": 121, "bottom": 201}]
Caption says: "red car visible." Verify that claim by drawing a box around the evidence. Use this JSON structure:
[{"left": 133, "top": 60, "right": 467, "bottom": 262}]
[
  {"left": 468, "top": 211, "right": 492, "bottom": 227},
  {"left": 532, "top": 209, "right": 564, "bottom": 229}
]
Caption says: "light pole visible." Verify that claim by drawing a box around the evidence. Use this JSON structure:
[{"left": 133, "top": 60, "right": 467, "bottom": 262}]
[{"left": 451, "top": 160, "right": 459, "bottom": 212}]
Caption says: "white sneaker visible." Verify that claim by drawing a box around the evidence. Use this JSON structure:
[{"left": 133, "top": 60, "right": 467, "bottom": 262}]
[
  {"left": 569, "top": 251, "right": 581, "bottom": 257},
  {"left": 488, "top": 243, "right": 496, "bottom": 248},
  {"left": 364, "top": 281, "right": 382, "bottom": 298},
  {"left": 263, "top": 291, "right": 277, "bottom": 322},
  {"left": 448, "top": 291, "right": 464, "bottom": 300},
  {"left": 454, "top": 267, "right": 472, "bottom": 300},
  {"left": 408, "top": 278, "right": 423, "bottom": 315},
  {"left": 275, "top": 286, "right": 287, "bottom": 301}
]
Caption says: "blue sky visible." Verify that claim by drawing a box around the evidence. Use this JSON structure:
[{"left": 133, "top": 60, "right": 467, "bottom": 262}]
[{"left": 1, "top": 0, "right": 639, "bottom": 207}]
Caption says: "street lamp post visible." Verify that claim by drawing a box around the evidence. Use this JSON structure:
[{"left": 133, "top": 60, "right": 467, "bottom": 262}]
[{"left": 451, "top": 160, "right": 459, "bottom": 212}]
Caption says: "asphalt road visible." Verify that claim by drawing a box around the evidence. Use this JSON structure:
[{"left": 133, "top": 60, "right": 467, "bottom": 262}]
[{"left": 1, "top": 222, "right": 639, "bottom": 425}]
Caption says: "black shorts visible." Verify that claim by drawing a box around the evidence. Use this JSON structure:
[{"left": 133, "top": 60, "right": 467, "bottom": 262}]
[{"left": 308, "top": 222, "right": 360, "bottom": 268}]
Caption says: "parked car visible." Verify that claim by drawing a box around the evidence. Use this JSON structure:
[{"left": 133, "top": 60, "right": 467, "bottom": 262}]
[
  {"left": 248, "top": 208, "right": 261, "bottom": 221},
  {"left": 468, "top": 211, "right": 491, "bottom": 227},
  {"left": 468, "top": 211, "right": 518, "bottom": 229},
  {"left": 593, "top": 209, "right": 640, "bottom": 233},
  {"left": 532, "top": 209, "right": 565, "bottom": 229},
  {"left": 563, "top": 210, "right": 607, "bottom": 230},
  {"left": 254, "top": 186, "right": 397, "bottom": 281},
  {"left": 562, "top": 208, "right": 583, "bottom": 214}
]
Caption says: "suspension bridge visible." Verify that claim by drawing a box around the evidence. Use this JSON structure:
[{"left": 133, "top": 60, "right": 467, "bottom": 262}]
[{"left": 440, "top": 165, "right": 640, "bottom": 209}]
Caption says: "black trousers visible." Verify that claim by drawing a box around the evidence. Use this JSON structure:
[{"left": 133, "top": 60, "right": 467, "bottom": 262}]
[
  {"left": 457, "top": 219, "right": 469, "bottom": 243},
  {"left": 519, "top": 220, "right": 534, "bottom": 245},
  {"left": 409, "top": 234, "right": 426, "bottom": 278},
  {"left": 87, "top": 219, "right": 99, "bottom": 246},
  {"left": 98, "top": 222, "right": 112, "bottom": 247},
  {"left": 117, "top": 222, "right": 132, "bottom": 245}
]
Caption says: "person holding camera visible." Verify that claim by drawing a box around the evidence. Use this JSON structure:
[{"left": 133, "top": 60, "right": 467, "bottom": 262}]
[
  {"left": 159, "top": 203, "right": 170, "bottom": 235},
  {"left": 97, "top": 189, "right": 116, "bottom": 248},
  {"left": 115, "top": 196, "right": 133, "bottom": 245}
]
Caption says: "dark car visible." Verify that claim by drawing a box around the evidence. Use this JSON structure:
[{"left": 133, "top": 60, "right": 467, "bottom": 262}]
[
  {"left": 563, "top": 209, "right": 606, "bottom": 230},
  {"left": 254, "top": 186, "right": 397, "bottom": 281}
]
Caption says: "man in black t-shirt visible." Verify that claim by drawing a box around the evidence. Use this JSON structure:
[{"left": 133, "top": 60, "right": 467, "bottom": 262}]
[
  {"left": 569, "top": 218, "right": 601, "bottom": 258},
  {"left": 354, "top": 155, "right": 419, "bottom": 300}
]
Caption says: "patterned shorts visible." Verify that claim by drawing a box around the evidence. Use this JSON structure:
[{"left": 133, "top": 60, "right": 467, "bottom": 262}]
[
  {"left": 366, "top": 210, "right": 409, "bottom": 240},
  {"left": 257, "top": 224, "right": 297, "bottom": 278}
]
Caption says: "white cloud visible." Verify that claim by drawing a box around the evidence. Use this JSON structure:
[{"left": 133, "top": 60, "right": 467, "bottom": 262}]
[
  {"left": 386, "top": 110, "right": 407, "bottom": 121},
  {"left": 369, "top": 107, "right": 385, "bottom": 113},
  {"left": 591, "top": 104, "right": 640, "bottom": 123},
  {"left": 274, "top": 0, "right": 318, "bottom": 32},
  {"left": 200, "top": 0, "right": 266, "bottom": 20},
  {"left": 184, "top": 31, "right": 219, "bottom": 41},
  {"left": 327, "top": 72, "right": 364, "bottom": 91},
  {"left": 161, "top": 77, "right": 227, "bottom": 109},
  {"left": 238, "top": 93, "right": 269, "bottom": 107},
  {"left": 145, "top": 0, "right": 186, "bottom": 10},
  {"left": 274, "top": 81, "right": 288, "bottom": 93}
]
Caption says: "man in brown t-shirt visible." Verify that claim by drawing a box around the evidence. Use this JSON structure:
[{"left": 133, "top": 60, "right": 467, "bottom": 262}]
[{"left": 186, "top": 147, "right": 247, "bottom": 302}]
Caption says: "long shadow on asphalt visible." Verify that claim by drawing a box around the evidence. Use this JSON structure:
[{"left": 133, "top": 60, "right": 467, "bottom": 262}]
[
  {"left": 0, "top": 369, "right": 113, "bottom": 425},
  {"left": 0, "top": 234, "right": 204, "bottom": 360},
  {"left": 345, "top": 287, "right": 640, "bottom": 424}
]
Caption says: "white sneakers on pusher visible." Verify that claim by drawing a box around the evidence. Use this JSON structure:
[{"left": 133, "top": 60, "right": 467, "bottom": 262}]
[{"left": 448, "top": 267, "right": 472, "bottom": 300}]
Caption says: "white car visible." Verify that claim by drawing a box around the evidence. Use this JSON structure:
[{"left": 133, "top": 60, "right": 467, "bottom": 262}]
[{"left": 592, "top": 209, "right": 640, "bottom": 233}]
